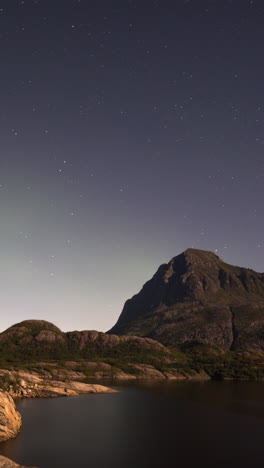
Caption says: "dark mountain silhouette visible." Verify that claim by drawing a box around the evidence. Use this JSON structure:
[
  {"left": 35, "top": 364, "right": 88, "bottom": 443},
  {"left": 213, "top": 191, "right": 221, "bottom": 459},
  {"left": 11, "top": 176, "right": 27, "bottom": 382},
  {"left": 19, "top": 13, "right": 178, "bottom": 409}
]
[{"left": 108, "top": 249, "right": 264, "bottom": 350}]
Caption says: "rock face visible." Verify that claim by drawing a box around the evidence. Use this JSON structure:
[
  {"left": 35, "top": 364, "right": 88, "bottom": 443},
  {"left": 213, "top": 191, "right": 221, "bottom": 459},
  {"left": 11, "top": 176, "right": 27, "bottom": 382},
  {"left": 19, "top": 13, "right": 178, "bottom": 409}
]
[
  {"left": 0, "top": 392, "right": 21, "bottom": 442},
  {"left": 108, "top": 249, "right": 264, "bottom": 350}
]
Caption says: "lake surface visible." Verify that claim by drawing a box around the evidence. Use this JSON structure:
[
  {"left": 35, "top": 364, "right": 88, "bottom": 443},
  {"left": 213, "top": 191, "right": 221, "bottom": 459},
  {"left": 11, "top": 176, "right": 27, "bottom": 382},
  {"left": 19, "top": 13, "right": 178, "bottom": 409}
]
[{"left": 1, "top": 380, "right": 264, "bottom": 468}]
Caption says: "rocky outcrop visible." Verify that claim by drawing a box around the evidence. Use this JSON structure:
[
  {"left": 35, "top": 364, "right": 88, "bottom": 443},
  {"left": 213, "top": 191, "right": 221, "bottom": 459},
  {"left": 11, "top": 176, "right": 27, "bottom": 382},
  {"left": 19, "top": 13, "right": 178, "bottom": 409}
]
[
  {"left": 0, "top": 370, "right": 117, "bottom": 398},
  {"left": 0, "top": 392, "right": 21, "bottom": 442},
  {"left": 0, "top": 455, "right": 36, "bottom": 467},
  {"left": 109, "top": 249, "right": 264, "bottom": 350},
  {"left": 67, "top": 329, "right": 167, "bottom": 352}
]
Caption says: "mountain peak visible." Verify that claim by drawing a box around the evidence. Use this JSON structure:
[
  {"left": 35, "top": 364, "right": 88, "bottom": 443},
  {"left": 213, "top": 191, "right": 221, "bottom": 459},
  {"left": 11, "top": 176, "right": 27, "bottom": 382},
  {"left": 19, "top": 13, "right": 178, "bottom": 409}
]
[
  {"left": 172, "top": 248, "right": 222, "bottom": 269},
  {"left": 182, "top": 247, "right": 220, "bottom": 260},
  {"left": 108, "top": 249, "right": 264, "bottom": 351},
  {"left": 183, "top": 247, "right": 218, "bottom": 255}
]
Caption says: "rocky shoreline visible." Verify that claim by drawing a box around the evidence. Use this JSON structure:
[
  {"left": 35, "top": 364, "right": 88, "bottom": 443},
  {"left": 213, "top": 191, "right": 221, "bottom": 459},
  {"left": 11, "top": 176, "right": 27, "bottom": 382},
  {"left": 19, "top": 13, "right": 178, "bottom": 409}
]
[
  {"left": 0, "top": 391, "right": 33, "bottom": 467},
  {"left": 0, "top": 362, "right": 211, "bottom": 468},
  {"left": 0, "top": 369, "right": 118, "bottom": 399},
  {"left": 0, "top": 372, "right": 117, "bottom": 468},
  {"left": 6, "top": 361, "right": 209, "bottom": 382},
  {"left": 0, "top": 363, "right": 211, "bottom": 467}
]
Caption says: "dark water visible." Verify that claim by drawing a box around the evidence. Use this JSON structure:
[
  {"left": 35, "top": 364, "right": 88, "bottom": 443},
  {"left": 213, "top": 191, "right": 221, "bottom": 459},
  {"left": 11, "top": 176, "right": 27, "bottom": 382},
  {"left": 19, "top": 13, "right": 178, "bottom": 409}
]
[{"left": 1, "top": 380, "right": 264, "bottom": 468}]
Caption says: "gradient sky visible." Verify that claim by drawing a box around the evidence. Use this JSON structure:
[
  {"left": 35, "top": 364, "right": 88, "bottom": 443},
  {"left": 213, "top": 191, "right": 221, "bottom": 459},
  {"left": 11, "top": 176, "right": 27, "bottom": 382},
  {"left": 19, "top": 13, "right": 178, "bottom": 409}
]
[{"left": 0, "top": 0, "right": 263, "bottom": 332}]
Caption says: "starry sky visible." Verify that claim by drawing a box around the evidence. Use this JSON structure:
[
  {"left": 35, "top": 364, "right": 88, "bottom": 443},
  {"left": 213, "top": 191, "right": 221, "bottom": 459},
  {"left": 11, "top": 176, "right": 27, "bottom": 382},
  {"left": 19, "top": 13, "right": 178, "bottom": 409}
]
[{"left": 0, "top": 0, "right": 263, "bottom": 332}]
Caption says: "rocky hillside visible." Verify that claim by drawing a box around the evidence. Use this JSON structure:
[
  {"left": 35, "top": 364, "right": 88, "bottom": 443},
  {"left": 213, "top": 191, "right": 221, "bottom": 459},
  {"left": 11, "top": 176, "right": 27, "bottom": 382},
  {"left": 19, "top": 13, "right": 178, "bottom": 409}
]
[
  {"left": 109, "top": 249, "right": 264, "bottom": 350},
  {"left": 0, "top": 319, "right": 167, "bottom": 362}
]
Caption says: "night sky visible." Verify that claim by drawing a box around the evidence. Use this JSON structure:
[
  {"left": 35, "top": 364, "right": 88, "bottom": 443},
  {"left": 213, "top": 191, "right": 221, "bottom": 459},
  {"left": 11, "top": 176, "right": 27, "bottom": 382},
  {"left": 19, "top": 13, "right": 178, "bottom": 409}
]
[{"left": 0, "top": 0, "right": 263, "bottom": 332}]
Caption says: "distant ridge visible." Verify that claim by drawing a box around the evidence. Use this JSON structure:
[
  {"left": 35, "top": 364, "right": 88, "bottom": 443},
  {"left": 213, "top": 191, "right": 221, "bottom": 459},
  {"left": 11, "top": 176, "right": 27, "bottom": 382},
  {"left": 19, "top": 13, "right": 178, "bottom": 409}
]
[{"left": 108, "top": 248, "right": 264, "bottom": 350}]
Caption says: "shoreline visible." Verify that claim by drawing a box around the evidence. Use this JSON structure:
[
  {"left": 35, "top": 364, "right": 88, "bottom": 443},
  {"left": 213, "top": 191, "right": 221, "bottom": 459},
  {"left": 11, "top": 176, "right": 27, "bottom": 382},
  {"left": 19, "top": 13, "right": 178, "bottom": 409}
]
[
  {"left": 0, "top": 371, "right": 262, "bottom": 468},
  {"left": 0, "top": 373, "right": 117, "bottom": 468},
  {"left": 0, "top": 364, "right": 211, "bottom": 468}
]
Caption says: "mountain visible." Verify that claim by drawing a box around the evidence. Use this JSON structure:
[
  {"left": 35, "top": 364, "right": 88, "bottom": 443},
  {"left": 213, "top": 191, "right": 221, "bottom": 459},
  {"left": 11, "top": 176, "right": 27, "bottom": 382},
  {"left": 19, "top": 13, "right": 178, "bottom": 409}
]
[{"left": 108, "top": 249, "right": 264, "bottom": 351}]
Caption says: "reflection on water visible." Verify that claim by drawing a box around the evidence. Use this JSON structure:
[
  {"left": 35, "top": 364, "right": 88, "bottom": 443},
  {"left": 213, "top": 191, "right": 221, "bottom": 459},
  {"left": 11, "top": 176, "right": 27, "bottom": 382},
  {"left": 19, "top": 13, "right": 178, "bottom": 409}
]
[{"left": 1, "top": 381, "right": 264, "bottom": 468}]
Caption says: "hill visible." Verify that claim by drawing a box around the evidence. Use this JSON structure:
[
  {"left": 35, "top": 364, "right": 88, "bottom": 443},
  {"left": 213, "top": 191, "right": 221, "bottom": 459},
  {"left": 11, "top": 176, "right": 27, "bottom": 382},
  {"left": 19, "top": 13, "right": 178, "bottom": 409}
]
[{"left": 0, "top": 319, "right": 167, "bottom": 362}]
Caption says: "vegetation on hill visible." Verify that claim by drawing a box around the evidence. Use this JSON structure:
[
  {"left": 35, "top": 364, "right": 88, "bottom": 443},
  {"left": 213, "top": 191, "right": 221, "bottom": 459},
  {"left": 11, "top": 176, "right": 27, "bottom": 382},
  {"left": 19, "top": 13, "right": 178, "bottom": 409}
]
[{"left": 0, "top": 320, "right": 264, "bottom": 381}]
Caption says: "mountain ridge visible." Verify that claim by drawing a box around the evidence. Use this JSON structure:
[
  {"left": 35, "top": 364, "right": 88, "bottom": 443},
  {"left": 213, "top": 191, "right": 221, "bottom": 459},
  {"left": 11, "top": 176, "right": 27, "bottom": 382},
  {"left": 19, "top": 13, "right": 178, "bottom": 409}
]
[{"left": 0, "top": 249, "right": 264, "bottom": 381}]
